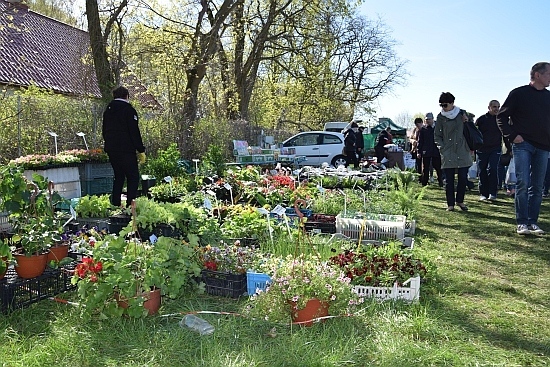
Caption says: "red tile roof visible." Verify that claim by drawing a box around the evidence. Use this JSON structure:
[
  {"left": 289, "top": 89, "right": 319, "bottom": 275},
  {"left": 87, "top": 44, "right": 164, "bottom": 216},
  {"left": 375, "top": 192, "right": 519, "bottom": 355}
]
[{"left": 0, "top": 0, "right": 162, "bottom": 109}]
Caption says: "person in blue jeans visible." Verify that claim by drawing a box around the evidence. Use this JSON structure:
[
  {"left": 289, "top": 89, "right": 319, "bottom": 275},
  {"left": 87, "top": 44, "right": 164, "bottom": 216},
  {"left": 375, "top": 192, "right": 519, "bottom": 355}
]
[
  {"left": 475, "top": 100, "right": 503, "bottom": 201},
  {"left": 497, "top": 62, "right": 550, "bottom": 235}
]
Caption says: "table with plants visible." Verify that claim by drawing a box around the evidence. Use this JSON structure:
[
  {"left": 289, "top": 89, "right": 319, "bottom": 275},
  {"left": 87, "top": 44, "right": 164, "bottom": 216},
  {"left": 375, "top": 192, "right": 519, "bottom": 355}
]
[{"left": 1, "top": 148, "right": 430, "bottom": 324}]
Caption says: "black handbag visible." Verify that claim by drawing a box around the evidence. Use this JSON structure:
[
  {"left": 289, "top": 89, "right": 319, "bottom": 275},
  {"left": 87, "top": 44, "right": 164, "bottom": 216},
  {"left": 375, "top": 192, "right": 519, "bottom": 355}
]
[{"left": 463, "top": 119, "right": 484, "bottom": 151}]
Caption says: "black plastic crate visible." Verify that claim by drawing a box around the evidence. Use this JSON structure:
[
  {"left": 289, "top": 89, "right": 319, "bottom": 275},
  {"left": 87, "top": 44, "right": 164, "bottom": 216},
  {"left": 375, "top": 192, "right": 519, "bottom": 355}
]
[
  {"left": 0, "top": 263, "right": 76, "bottom": 313},
  {"left": 304, "top": 222, "right": 337, "bottom": 234},
  {"left": 201, "top": 270, "right": 247, "bottom": 298}
]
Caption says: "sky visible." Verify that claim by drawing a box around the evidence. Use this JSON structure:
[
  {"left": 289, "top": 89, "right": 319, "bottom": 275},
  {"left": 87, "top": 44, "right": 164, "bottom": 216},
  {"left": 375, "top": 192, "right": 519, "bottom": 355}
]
[{"left": 357, "top": 0, "right": 549, "bottom": 126}]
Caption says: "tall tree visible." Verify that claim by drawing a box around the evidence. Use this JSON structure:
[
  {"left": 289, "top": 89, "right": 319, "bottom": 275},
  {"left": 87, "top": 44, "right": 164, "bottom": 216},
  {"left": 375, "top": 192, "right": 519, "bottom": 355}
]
[{"left": 85, "top": 0, "right": 128, "bottom": 102}]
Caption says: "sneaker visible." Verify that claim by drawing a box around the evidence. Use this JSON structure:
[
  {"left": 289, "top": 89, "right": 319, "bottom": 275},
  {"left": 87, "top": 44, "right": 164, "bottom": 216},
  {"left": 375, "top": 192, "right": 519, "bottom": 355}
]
[
  {"left": 488, "top": 194, "right": 497, "bottom": 200},
  {"left": 479, "top": 195, "right": 488, "bottom": 201},
  {"left": 517, "top": 224, "right": 530, "bottom": 235},
  {"left": 528, "top": 224, "right": 545, "bottom": 235}
]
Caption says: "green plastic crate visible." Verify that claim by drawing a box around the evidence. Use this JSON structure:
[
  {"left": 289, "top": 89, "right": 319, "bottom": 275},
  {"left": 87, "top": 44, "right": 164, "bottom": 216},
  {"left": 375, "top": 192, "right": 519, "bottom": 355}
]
[{"left": 80, "top": 177, "right": 113, "bottom": 196}]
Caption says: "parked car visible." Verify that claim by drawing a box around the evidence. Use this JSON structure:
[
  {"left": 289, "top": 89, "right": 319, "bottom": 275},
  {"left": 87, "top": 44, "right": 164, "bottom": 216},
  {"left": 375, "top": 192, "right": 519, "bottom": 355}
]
[{"left": 281, "top": 131, "right": 348, "bottom": 167}]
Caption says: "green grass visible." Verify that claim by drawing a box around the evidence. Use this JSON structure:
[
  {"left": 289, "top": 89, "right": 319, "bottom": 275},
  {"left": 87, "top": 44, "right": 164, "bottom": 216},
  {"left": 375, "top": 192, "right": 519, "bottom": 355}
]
[{"left": 1, "top": 186, "right": 549, "bottom": 366}]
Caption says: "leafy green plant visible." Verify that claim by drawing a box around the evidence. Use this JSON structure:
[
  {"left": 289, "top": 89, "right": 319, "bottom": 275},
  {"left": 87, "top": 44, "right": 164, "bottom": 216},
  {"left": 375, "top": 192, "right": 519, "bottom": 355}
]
[
  {"left": 72, "top": 233, "right": 202, "bottom": 318},
  {"left": 141, "top": 143, "right": 185, "bottom": 179},
  {"left": 0, "top": 165, "right": 63, "bottom": 255},
  {"left": 0, "top": 238, "right": 13, "bottom": 275},
  {"left": 75, "top": 195, "right": 114, "bottom": 218},
  {"left": 200, "top": 144, "right": 228, "bottom": 177},
  {"left": 329, "top": 240, "right": 428, "bottom": 287}
]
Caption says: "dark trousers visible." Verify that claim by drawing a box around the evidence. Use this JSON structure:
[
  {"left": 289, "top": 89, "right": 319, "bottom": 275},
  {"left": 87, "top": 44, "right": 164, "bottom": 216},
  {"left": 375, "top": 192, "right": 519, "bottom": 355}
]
[
  {"left": 107, "top": 152, "right": 140, "bottom": 207},
  {"left": 476, "top": 149, "right": 501, "bottom": 197},
  {"left": 421, "top": 155, "right": 443, "bottom": 186},
  {"left": 412, "top": 152, "right": 422, "bottom": 175},
  {"left": 345, "top": 150, "right": 358, "bottom": 168},
  {"left": 374, "top": 146, "right": 385, "bottom": 163},
  {"left": 443, "top": 167, "right": 468, "bottom": 207}
]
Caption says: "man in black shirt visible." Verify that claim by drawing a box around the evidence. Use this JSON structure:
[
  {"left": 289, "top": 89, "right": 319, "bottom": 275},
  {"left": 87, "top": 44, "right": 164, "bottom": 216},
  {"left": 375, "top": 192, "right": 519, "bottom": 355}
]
[
  {"left": 497, "top": 62, "right": 550, "bottom": 235},
  {"left": 102, "top": 86, "right": 146, "bottom": 207},
  {"left": 476, "top": 100, "right": 503, "bottom": 201}
]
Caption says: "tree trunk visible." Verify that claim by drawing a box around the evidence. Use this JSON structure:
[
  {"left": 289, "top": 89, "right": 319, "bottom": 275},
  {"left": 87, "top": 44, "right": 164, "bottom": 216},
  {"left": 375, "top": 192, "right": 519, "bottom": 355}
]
[
  {"left": 85, "top": 0, "right": 114, "bottom": 103},
  {"left": 178, "top": 65, "right": 206, "bottom": 158}
]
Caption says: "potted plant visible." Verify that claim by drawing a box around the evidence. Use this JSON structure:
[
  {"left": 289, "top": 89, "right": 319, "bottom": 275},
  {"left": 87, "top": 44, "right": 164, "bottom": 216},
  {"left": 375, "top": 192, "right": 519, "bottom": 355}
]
[
  {"left": 72, "top": 230, "right": 202, "bottom": 318},
  {"left": 329, "top": 240, "right": 428, "bottom": 300},
  {"left": 0, "top": 165, "right": 64, "bottom": 278},
  {"left": 198, "top": 241, "right": 260, "bottom": 298},
  {"left": 246, "top": 254, "right": 363, "bottom": 325}
]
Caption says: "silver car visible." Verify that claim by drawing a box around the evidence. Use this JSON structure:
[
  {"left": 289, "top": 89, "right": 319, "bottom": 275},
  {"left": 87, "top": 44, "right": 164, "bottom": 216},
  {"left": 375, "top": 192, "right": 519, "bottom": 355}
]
[{"left": 281, "top": 131, "right": 348, "bottom": 167}]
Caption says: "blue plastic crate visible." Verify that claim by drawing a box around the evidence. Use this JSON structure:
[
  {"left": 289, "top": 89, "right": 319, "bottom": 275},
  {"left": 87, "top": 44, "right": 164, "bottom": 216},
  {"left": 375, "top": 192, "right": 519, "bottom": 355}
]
[
  {"left": 285, "top": 208, "right": 312, "bottom": 218},
  {"left": 246, "top": 271, "right": 271, "bottom": 295}
]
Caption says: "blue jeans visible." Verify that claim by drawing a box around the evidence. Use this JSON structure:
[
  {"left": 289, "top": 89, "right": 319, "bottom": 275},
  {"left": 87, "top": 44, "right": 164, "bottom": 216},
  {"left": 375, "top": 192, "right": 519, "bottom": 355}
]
[
  {"left": 543, "top": 157, "right": 550, "bottom": 195},
  {"left": 476, "top": 148, "right": 501, "bottom": 197},
  {"left": 512, "top": 141, "right": 549, "bottom": 226},
  {"left": 443, "top": 167, "right": 468, "bottom": 207}
]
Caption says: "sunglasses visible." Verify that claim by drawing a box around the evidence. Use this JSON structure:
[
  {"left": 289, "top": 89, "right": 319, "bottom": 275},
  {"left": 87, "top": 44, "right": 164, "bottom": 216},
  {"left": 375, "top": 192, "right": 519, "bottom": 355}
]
[{"left": 439, "top": 103, "right": 449, "bottom": 108}]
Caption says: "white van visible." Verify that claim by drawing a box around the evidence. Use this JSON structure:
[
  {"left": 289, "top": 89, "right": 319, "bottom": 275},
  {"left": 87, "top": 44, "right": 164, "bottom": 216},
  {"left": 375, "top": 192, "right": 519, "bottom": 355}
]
[{"left": 323, "top": 121, "right": 350, "bottom": 133}]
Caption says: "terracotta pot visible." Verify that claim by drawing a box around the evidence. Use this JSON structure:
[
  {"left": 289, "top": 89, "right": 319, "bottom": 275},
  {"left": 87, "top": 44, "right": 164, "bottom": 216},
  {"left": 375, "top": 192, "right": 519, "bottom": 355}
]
[
  {"left": 13, "top": 253, "right": 48, "bottom": 279},
  {"left": 47, "top": 243, "right": 69, "bottom": 262},
  {"left": 115, "top": 288, "right": 162, "bottom": 315},
  {"left": 289, "top": 298, "right": 330, "bottom": 327}
]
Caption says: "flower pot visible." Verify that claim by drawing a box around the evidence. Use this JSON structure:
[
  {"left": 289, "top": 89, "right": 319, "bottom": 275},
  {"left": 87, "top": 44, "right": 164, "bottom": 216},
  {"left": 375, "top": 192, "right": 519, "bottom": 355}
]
[
  {"left": 13, "top": 253, "right": 48, "bottom": 279},
  {"left": 47, "top": 243, "right": 69, "bottom": 262},
  {"left": 289, "top": 298, "right": 330, "bottom": 326},
  {"left": 115, "top": 288, "right": 162, "bottom": 315}
]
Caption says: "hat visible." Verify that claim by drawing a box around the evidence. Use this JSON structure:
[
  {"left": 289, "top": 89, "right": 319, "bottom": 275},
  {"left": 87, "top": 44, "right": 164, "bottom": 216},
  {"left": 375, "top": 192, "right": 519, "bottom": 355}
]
[
  {"left": 425, "top": 112, "right": 434, "bottom": 119},
  {"left": 350, "top": 122, "right": 359, "bottom": 128}
]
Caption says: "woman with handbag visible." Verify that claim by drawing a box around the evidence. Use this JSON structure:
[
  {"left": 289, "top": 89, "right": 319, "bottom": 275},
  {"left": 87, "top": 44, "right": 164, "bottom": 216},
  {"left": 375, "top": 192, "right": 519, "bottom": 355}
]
[{"left": 434, "top": 92, "right": 472, "bottom": 211}]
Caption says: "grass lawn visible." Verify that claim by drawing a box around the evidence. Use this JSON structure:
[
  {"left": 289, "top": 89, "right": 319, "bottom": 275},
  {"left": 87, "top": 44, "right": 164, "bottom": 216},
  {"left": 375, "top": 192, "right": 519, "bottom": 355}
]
[{"left": 1, "top": 185, "right": 549, "bottom": 367}]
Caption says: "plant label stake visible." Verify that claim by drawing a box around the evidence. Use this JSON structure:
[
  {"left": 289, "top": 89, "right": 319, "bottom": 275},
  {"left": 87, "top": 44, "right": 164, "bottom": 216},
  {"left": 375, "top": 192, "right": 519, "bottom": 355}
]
[
  {"left": 257, "top": 207, "right": 273, "bottom": 245},
  {"left": 223, "top": 183, "right": 233, "bottom": 204},
  {"left": 338, "top": 189, "right": 347, "bottom": 215},
  {"left": 164, "top": 176, "right": 173, "bottom": 196},
  {"left": 355, "top": 185, "right": 366, "bottom": 210},
  {"left": 206, "top": 190, "right": 220, "bottom": 220}
]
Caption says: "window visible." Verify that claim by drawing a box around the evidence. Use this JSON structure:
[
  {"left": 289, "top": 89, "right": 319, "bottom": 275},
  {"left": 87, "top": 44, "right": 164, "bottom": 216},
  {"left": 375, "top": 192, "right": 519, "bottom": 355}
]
[
  {"left": 285, "top": 134, "right": 319, "bottom": 147},
  {"left": 321, "top": 134, "right": 343, "bottom": 145}
]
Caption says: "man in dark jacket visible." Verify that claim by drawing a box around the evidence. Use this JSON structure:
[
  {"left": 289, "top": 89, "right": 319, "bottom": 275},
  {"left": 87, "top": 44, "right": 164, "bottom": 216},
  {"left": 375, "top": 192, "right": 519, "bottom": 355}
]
[
  {"left": 344, "top": 122, "right": 359, "bottom": 167},
  {"left": 356, "top": 126, "right": 365, "bottom": 161},
  {"left": 497, "top": 62, "right": 550, "bottom": 235},
  {"left": 475, "top": 100, "right": 503, "bottom": 201},
  {"left": 102, "top": 86, "right": 146, "bottom": 207},
  {"left": 374, "top": 127, "right": 391, "bottom": 163},
  {"left": 417, "top": 115, "right": 443, "bottom": 186}
]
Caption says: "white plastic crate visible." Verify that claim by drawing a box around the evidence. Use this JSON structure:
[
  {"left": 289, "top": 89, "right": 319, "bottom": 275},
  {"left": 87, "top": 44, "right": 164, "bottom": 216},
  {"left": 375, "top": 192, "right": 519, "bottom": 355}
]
[
  {"left": 336, "top": 213, "right": 406, "bottom": 240},
  {"left": 353, "top": 276, "right": 420, "bottom": 302},
  {"left": 52, "top": 180, "right": 81, "bottom": 199},
  {"left": 24, "top": 167, "right": 80, "bottom": 184}
]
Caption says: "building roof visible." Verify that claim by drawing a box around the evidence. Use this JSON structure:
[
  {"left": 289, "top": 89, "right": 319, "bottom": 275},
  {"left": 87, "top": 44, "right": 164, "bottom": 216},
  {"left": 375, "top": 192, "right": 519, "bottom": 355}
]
[{"left": 0, "top": 0, "right": 162, "bottom": 109}]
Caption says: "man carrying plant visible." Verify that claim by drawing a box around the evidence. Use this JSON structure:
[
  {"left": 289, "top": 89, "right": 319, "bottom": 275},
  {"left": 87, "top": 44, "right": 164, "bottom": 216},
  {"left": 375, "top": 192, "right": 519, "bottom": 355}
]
[
  {"left": 497, "top": 62, "right": 550, "bottom": 235},
  {"left": 102, "top": 86, "right": 146, "bottom": 208}
]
